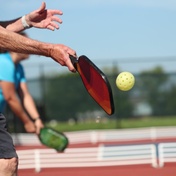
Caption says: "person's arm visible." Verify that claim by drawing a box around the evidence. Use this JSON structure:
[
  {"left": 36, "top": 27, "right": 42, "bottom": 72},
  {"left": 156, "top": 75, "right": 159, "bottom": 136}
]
[
  {"left": 0, "top": 26, "right": 77, "bottom": 72},
  {"left": 1, "top": 81, "right": 36, "bottom": 133},
  {"left": 0, "top": 18, "right": 21, "bottom": 32},
  {"left": 0, "top": 2, "right": 77, "bottom": 72},
  {"left": 18, "top": 82, "right": 44, "bottom": 134},
  {"left": 0, "top": 2, "right": 63, "bottom": 32},
  {"left": 0, "top": 26, "right": 76, "bottom": 72}
]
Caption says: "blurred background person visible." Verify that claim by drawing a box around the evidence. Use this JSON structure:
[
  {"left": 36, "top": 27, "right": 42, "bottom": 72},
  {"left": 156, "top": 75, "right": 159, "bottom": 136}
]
[{"left": 0, "top": 32, "right": 44, "bottom": 135}]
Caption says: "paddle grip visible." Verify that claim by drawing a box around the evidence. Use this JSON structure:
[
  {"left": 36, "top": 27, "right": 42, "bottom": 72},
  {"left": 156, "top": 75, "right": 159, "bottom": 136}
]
[{"left": 69, "top": 55, "right": 78, "bottom": 70}]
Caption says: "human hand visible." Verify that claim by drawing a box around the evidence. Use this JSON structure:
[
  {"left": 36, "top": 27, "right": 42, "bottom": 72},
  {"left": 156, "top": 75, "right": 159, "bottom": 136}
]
[
  {"left": 49, "top": 44, "right": 77, "bottom": 72},
  {"left": 24, "top": 120, "right": 36, "bottom": 133},
  {"left": 34, "top": 119, "right": 44, "bottom": 135},
  {"left": 26, "top": 2, "right": 63, "bottom": 31}
]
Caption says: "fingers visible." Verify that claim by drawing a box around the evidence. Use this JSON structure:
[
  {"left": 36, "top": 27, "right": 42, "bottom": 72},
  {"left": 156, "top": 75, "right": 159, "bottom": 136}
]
[
  {"left": 34, "top": 119, "right": 44, "bottom": 135},
  {"left": 52, "top": 15, "right": 63, "bottom": 24},
  {"left": 68, "top": 49, "right": 77, "bottom": 59},
  {"left": 24, "top": 123, "right": 36, "bottom": 133},
  {"left": 36, "top": 127, "right": 40, "bottom": 135},
  {"left": 51, "top": 9, "right": 63, "bottom": 16},
  {"left": 46, "top": 25, "right": 56, "bottom": 31},
  {"left": 66, "top": 59, "right": 76, "bottom": 72},
  {"left": 47, "top": 22, "right": 60, "bottom": 31},
  {"left": 67, "top": 52, "right": 77, "bottom": 72},
  {"left": 38, "top": 2, "right": 63, "bottom": 16},
  {"left": 50, "top": 44, "right": 77, "bottom": 72},
  {"left": 65, "top": 48, "right": 77, "bottom": 72},
  {"left": 58, "top": 54, "right": 77, "bottom": 72},
  {"left": 46, "top": 16, "right": 63, "bottom": 30}
]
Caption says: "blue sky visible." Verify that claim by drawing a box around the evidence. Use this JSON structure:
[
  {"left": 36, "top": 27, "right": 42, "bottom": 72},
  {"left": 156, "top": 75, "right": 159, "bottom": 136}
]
[{"left": 1, "top": 0, "right": 176, "bottom": 78}]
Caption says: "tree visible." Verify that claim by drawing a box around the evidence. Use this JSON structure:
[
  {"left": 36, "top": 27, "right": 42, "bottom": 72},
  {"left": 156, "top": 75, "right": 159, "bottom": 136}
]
[
  {"left": 137, "top": 66, "right": 168, "bottom": 115},
  {"left": 44, "top": 73, "right": 103, "bottom": 121}
]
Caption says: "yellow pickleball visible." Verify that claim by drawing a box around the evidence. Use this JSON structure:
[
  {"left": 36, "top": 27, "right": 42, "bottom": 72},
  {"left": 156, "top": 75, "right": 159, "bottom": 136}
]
[{"left": 116, "top": 72, "right": 135, "bottom": 91}]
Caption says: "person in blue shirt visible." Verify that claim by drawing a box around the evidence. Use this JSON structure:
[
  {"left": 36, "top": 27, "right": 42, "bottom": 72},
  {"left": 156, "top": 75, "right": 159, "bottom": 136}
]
[
  {"left": 0, "top": 32, "right": 44, "bottom": 134},
  {"left": 0, "top": 52, "right": 26, "bottom": 112}
]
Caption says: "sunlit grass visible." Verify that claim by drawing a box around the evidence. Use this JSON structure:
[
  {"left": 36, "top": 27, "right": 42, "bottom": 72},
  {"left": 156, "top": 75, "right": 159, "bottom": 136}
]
[{"left": 46, "top": 116, "right": 176, "bottom": 132}]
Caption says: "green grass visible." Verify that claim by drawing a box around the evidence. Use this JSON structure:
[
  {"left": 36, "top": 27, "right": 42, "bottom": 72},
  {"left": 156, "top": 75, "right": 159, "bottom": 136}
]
[
  {"left": 46, "top": 116, "right": 176, "bottom": 132},
  {"left": 119, "top": 116, "right": 176, "bottom": 128}
]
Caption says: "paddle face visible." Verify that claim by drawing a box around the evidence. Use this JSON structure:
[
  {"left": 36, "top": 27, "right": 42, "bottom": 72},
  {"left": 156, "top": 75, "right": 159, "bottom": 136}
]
[
  {"left": 39, "top": 127, "right": 69, "bottom": 152},
  {"left": 70, "top": 55, "right": 114, "bottom": 115}
]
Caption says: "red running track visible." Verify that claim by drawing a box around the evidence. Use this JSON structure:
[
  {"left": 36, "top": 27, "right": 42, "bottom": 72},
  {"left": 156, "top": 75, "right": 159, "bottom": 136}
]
[{"left": 18, "top": 164, "right": 176, "bottom": 176}]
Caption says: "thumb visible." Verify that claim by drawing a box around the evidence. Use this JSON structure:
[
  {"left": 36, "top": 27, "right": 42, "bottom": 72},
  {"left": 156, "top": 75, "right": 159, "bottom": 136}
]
[
  {"left": 37, "top": 2, "right": 46, "bottom": 13},
  {"left": 36, "top": 126, "right": 40, "bottom": 135}
]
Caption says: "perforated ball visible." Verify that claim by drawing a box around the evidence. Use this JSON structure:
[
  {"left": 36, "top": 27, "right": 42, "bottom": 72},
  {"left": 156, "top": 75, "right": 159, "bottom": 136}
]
[{"left": 116, "top": 72, "right": 135, "bottom": 91}]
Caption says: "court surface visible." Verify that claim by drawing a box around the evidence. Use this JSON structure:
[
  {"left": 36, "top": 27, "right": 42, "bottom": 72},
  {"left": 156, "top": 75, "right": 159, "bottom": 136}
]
[
  {"left": 17, "top": 128, "right": 176, "bottom": 176},
  {"left": 18, "top": 164, "right": 176, "bottom": 176}
]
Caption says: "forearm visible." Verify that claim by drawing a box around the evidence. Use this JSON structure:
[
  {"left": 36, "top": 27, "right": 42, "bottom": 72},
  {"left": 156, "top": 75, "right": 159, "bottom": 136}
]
[
  {"left": 0, "top": 17, "right": 25, "bottom": 32},
  {"left": 22, "top": 93, "right": 44, "bottom": 134},
  {"left": 23, "top": 94, "right": 40, "bottom": 120},
  {"left": 0, "top": 26, "right": 51, "bottom": 56},
  {"left": 6, "top": 97, "right": 31, "bottom": 124}
]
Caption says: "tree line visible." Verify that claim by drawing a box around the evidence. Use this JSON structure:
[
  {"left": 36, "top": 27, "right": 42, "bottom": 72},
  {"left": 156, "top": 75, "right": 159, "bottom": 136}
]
[
  {"left": 5, "top": 65, "right": 176, "bottom": 133},
  {"left": 41, "top": 66, "right": 176, "bottom": 121}
]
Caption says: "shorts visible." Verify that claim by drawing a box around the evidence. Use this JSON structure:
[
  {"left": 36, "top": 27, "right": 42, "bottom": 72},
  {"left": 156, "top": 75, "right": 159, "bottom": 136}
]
[{"left": 0, "top": 113, "right": 18, "bottom": 159}]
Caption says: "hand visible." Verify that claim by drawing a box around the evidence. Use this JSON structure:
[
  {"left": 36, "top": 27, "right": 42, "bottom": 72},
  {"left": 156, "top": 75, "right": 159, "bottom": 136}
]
[
  {"left": 24, "top": 120, "right": 36, "bottom": 133},
  {"left": 34, "top": 119, "right": 44, "bottom": 135},
  {"left": 26, "top": 2, "right": 63, "bottom": 31},
  {"left": 49, "top": 44, "right": 77, "bottom": 72}
]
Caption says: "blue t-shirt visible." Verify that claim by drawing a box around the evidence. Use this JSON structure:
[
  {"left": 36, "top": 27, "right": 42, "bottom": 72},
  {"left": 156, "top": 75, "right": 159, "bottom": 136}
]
[{"left": 0, "top": 53, "right": 26, "bottom": 112}]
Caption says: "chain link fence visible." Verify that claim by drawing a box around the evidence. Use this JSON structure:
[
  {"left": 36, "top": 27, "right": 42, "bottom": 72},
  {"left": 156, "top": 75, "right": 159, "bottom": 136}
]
[{"left": 5, "top": 60, "right": 176, "bottom": 132}]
